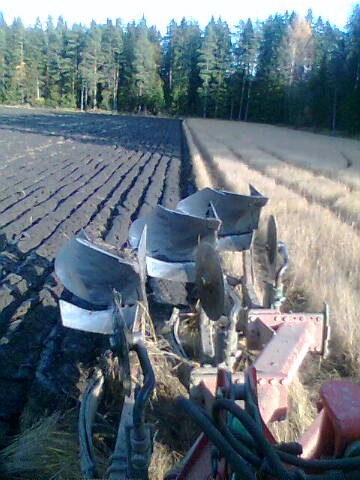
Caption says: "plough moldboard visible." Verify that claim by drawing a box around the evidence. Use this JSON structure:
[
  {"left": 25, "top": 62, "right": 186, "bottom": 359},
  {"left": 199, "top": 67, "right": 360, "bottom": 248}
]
[{"left": 55, "top": 186, "right": 360, "bottom": 480}]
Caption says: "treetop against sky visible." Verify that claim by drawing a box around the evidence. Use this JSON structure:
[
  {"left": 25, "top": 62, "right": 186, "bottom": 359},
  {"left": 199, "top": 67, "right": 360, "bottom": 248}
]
[{"left": 1, "top": 0, "right": 357, "bottom": 33}]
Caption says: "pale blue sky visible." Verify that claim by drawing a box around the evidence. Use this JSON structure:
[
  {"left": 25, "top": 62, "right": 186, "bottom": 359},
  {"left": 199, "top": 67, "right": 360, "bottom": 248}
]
[{"left": 0, "top": 0, "right": 358, "bottom": 33}]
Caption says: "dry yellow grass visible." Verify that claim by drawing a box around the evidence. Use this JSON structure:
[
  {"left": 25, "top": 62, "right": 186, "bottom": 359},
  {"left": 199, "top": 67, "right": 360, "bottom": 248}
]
[
  {"left": 186, "top": 118, "right": 360, "bottom": 377},
  {"left": 270, "top": 376, "right": 316, "bottom": 442},
  {"left": 188, "top": 119, "right": 360, "bottom": 226},
  {"left": 0, "top": 410, "right": 82, "bottom": 480}
]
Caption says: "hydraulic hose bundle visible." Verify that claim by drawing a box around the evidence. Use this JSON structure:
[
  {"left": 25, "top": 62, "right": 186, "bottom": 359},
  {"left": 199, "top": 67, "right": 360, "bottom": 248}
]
[{"left": 177, "top": 397, "right": 360, "bottom": 480}]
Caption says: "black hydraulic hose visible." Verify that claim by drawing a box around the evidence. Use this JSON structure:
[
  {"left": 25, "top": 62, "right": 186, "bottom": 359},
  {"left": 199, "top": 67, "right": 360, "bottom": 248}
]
[
  {"left": 176, "top": 397, "right": 256, "bottom": 480},
  {"left": 212, "top": 409, "right": 262, "bottom": 466},
  {"left": 131, "top": 341, "right": 156, "bottom": 440},
  {"left": 277, "top": 450, "right": 360, "bottom": 473},
  {"left": 213, "top": 398, "right": 293, "bottom": 479},
  {"left": 213, "top": 399, "right": 360, "bottom": 477},
  {"left": 229, "top": 425, "right": 302, "bottom": 456}
]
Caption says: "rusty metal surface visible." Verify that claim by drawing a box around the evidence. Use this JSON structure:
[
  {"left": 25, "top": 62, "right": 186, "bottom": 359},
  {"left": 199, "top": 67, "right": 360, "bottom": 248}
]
[
  {"left": 246, "top": 310, "right": 325, "bottom": 352},
  {"left": 299, "top": 409, "right": 334, "bottom": 459},
  {"left": 175, "top": 434, "right": 220, "bottom": 480}
]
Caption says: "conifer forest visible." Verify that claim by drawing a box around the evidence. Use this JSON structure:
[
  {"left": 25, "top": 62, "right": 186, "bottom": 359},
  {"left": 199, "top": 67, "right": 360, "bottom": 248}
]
[{"left": 1, "top": 6, "right": 360, "bottom": 133}]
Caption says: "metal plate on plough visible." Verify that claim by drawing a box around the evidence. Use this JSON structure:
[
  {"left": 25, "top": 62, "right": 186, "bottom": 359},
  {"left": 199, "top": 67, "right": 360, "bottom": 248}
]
[
  {"left": 195, "top": 242, "right": 224, "bottom": 321},
  {"left": 59, "top": 300, "right": 140, "bottom": 335},
  {"left": 55, "top": 235, "right": 142, "bottom": 307},
  {"left": 267, "top": 214, "right": 278, "bottom": 270},
  {"left": 129, "top": 205, "right": 221, "bottom": 260},
  {"left": 129, "top": 205, "right": 221, "bottom": 282},
  {"left": 177, "top": 186, "right": 268, "bottom": 251}
]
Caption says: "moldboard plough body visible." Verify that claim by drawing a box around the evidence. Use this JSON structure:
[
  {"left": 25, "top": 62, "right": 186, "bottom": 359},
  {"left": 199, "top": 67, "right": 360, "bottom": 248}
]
[{"left": 54, "top": 187, "right": 360, "bottom": 480}]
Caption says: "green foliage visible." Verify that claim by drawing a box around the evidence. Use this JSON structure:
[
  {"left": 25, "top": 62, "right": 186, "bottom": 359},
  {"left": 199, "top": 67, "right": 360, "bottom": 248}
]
[
  {"left": 100, "top": 19, "right": 123, "bottom": 110},
  {"left": 162, "top": 18, "right": 202, "bottom": 115},
  {"left": 131, "top": 18, "right": 164, "bottom": 113},
  {"left": 198, "top": 18, "right": 231, "bottom": 118},
  {"left": 0, "top": 8, "right": 359, "bottom": 132},
  {"left": 231, "top": 19, "right": 260, "bottom": 120}
]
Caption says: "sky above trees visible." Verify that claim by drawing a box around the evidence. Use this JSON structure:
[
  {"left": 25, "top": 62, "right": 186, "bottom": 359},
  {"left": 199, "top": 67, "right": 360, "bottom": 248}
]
[{"left": 1, "top": 0, "right": 357, "bottom": 33}]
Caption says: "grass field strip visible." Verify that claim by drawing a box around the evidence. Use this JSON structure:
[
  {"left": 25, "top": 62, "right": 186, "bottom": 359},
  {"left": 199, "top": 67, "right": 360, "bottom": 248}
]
[{"left": 186, "top": 119, "right": 360, "bottom": 378}]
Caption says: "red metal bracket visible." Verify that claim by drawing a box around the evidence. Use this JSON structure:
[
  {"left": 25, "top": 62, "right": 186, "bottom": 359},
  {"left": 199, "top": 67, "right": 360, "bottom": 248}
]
[
  {"left": 300, "top": 381, "right": 360, "bottom": 458},
  {"left": 247, "top": 310, "right": 325, "bottom": 424}
]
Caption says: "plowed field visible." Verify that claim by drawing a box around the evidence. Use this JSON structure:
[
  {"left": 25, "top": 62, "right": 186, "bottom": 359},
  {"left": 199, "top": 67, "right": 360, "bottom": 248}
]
[{"left": 0, "top": 107, "right": 190, "bottom": 435}]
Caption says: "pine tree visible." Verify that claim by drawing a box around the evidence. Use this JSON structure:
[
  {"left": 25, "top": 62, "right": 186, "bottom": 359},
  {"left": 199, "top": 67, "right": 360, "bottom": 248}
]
[
  {"left": 233, "top": 18, "right": 259, "bottom": 120},
  {"left": 198, "top": 18, "right": 231, "bottom": 118},
  {"left": 131, "top": 18, "right": 164, "bottom": 113},
  {"left": 43, "top": 16, "right": 62, "bottom": 104},
  {"left": 342, "top": 5, "right": 360, "bottom": 131},
  {"left": 56, "top": 18, "right": 78, "bottom": 107},
  {"left": 79, "top": 20, "right": 102, "bottom": 109},
  {"left": 252, "top": 14, "right": 289, "bottom": 122},
  {"left": 5, "top": 17, "right": 27, "bottom": 103},
  {"left": 24, "top": 18, "right": 46, "bottom": 104},
  {"left": 0, "top": 13, "right": 7, "bottom": 101},
  {"left": 100, "top": 19, "right": 123, "bottom": 110},
  {"left": 308, "top": 18, "right": 346, "bottom": 130},
  {"left": 162, "top": 18, "right": 202, "bottom": 115}
]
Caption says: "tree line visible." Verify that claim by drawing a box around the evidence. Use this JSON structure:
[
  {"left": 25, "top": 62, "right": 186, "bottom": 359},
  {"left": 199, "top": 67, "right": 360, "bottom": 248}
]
[{"left": 0, "top": 7, "right": 360, "bottom": 133}]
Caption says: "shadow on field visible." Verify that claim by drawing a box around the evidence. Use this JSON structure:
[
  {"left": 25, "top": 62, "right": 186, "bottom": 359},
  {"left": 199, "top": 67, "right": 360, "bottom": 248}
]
[{"left": 0, "top": 107, "right": 182, "bottom": 158}]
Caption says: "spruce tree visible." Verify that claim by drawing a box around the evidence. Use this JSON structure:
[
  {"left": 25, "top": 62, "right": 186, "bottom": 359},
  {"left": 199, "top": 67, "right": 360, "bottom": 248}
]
[
  {"left": 198, "top": 17, "right": 231, "bottom": 118},
  {"left": 0, "top": 13, "right": 7, "bottom": 101},
  {"left": 131, "top": 18, "right": 164, "bottom": 113},
  {"left": 100, "top": 19, "right": 123, "bottom": 110}
]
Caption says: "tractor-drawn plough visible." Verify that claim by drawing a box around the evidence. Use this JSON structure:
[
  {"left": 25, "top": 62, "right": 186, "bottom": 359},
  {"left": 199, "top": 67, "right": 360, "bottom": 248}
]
[{"left": 54, "top": 186, "right": 360, "bottom": 480}]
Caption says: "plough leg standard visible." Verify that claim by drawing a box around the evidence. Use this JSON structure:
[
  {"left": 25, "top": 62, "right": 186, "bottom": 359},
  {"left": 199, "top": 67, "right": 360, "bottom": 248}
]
[{"left": 55, "top": 187, "right": 360, "bottom": 480}]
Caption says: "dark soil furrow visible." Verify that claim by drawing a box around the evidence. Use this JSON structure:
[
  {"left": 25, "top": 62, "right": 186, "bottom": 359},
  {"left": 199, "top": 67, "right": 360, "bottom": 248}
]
[
  {"left": 0, "top": 152, "right": 84, "bottom": 204},
  {"left": 128, "top": 153, "right": 166, "bottom": 221},
  {"left": 0, "top": 146, "right": 90, "bottom": 195},
  {"left": 104, "top": 153, "right": 162, "bottom": 246},
  {"left": 137, "top": 155, "right": 170, "bottom": 218},
  {"left": 159, "top": 157, "right": 182, "bottom": 209},
  {"left": 0, "top": 138, "right": 58, "bottom": 173},
  {"left": 0, "top": 155, "right": 93, "bottom": 219},
  {"left": 0, "top": 158, "right": 109, "bottom": 242},
  {"left": 84, "top": 150, "right": 150, "bottom": 239}
]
